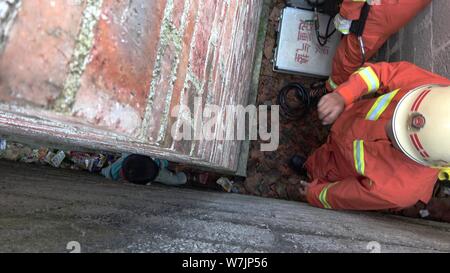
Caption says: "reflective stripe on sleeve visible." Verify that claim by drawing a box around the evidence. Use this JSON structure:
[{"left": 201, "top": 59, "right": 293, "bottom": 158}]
[
  {"left": 327, "top": 77, "right": 338, "bottom": 90},
  {"left": 357, "top": 66, "right": 380, "bottom": 93},
  {"left": 319, "top": 184, "right": 333, "bottom": 209}
]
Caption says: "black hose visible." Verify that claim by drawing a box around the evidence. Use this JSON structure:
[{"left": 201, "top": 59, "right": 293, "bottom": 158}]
[
  {"left": 306, "top": 0, "right": 325, "bottom": 7},
  {"left": 277, "top": 83, "right": 311, "bottom": 120},
  {"left": 307, "top": 0, "right": 337, "bottom": 48},
  {"left": 317, "top": 14, "right": 337, "bottom": 47}
]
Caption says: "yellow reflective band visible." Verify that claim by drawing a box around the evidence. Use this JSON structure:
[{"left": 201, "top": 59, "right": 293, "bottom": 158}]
[
  {"left": 353, "top": 140, "right": 365, "bottom": 175},
  {"left": 328, "top": 77, "right": 338, "bottom": 90},
  {"left": 365, "top": 89, "right": 400, "bottom": 121},
  {"left": 352, "top": 67, "right": 364, "bottom": 75},
  {"left": 358, "top": 67, "right": 380, "bottom": 93},
  {"left": 319, "top": 184, "right": 333, "bottom": 209}
]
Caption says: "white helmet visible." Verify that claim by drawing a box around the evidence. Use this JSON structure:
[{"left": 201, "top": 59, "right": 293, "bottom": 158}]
[{"left": 392, "top": 85, "right": 450, "bottom": 180}]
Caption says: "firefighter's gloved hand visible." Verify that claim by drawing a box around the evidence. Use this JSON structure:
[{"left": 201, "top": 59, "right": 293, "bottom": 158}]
[
  {"left": 334, "top": 14, "right": 352, "bottom": 35},
  {"left": 318, "top": 93, "right": 345, "bottom": 126}
]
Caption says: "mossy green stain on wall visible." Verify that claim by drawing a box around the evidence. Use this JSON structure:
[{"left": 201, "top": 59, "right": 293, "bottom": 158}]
[{"left": 53, "top": 0, "right": 103, "bottom": 113}]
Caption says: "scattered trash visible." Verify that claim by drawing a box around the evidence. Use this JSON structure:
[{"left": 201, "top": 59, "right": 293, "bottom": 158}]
[
  {"left": 50, "top": 151, "right": 66, "bottom": 168},
  {"left": 68, "top": 152, "right": 111, "bottom": 172},
  {"left": 0, "top": 140, "right": 120, "bottom": 173},
  {"left": 420, "top": 209, "right": 430, "bottom": 218},
  {"left": 20, "top": 147, "right": 48, "bottom": 164},
  {"left": 1, "top": 142, "right": 32, "bottom": 161},
  {"left": 217, "top": 177, "right": 236, "bottom": 193},
  {"left": 198, "top": 173, "right": 209, "bottom": 185},
  {"left": 0, "top": 139, "right": 6, "bottom": 151},
  {"left": 44, "top": 151, "right": 56, "bottom": 165},
  {"left": 43, "top": 150, "right": 67, "bottom": 168}
]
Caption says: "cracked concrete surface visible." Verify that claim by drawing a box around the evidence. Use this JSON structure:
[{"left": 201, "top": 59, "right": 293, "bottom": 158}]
[{"left": 0, "top": 160, "right": 450, "bottom": 253}]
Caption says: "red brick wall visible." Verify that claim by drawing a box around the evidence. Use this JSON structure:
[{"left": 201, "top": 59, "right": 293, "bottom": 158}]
[{"left": 0, "top": 0, "right": 264, "bottom": 171}]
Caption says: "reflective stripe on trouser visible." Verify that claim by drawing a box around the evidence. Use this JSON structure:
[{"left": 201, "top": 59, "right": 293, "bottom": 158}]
[
  {"left": 353, "top": 140, "right": 366, "bottom": 176},
  {"left": 365, "top": 89, "right": 400, "bottom": 120}
]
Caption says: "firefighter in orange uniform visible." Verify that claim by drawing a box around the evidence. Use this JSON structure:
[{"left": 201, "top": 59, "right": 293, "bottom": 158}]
[
  {"left": 325, "top": 0, "right": 431, "bottom": 92},
  {"left": 293, "top": 61, "right": 450, "bottom": 211}
]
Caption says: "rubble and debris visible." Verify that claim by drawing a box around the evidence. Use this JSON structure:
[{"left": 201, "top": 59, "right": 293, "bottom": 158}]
[
  {"left": 69, "top": 151, "right": 116, "bottom": 172},
  {"left": 21, "top": 147, "right": 48, "bottom": 164},
  {"left": 420, "top": 209, "right": 431, "bottom": 218},
  {"left": 0, "top": 140, "right": 118, "bottom": 172},
  {"left": 198, "top": 173, "right": 209, "bottom": 185},
  {"left": 0, "top": 138, "right": 6, "bottom": 151},
  {"left": 50, "top": 151, "right": 66, "bottom": 168},
  {"left": 216, "top": 177, "right": 241, "bottom": 193},
  {"left": 0, "top": 142, "right": 32, "bottom": 161},
  {"left": 216, "top": 177, "right": 234, "bottom": 193}
]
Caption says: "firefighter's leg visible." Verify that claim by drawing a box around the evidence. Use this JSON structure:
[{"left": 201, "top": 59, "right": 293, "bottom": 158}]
[
  {"left": 326, "top": 34, "right": 364, "bottom": 92},
  {"left": 286, "top": 143, "right": 341, "bottom": 202},
  {"left": 305, "top": 143, "right": 342, "bottom": 183},
  {"left": 306, "top": 176, "right": 418, "bottom": 211},
  {"left": 327, "top": 1, "right": 431, "bottom": 92},
  {"left": 370, "top": 1, "right": 431, "bottom": 37}
]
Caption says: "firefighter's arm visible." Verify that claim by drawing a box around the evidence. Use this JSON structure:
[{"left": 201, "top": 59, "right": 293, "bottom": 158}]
[
  {"left": 335, "top": 62, "right": 447, "bottom": 106},
  {"left": 306, "top": 177, "right": 410, "bottom": 211},
  {"left": 339, "top": 1, "right": 366, "bottom": 20}
]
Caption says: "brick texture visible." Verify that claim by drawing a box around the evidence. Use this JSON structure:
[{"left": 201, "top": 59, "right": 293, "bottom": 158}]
[
  {"left": 0, "top": 0, "right": 85, "bottom": 107},
  {"left": 0, "top": 0, "right": 264, "bottom": 171},
  {"left": 72, "top": 0, "right": 167, "bottom": 136}
]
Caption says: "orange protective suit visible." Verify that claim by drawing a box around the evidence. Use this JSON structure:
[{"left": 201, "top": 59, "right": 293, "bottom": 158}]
[
  {"left": 326, "top": 0, "right": 431, "bottom": 91},
  {"left": 306, "top": 62, "right": 450, "bottom": 211}
]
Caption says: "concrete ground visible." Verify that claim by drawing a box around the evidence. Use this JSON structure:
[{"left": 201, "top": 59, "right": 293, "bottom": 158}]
[{"left": 1, "top": 160, "right": 450, "bottom": 253}]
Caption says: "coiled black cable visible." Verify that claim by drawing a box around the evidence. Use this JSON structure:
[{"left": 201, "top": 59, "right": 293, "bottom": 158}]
[{"left": 277, "top": 83, "right": 311, "bottom": 121}]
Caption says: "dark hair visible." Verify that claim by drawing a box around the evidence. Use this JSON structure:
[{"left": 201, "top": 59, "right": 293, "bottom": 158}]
[{"left": 122, "top": 154, "right": 159, "bottom": 185}]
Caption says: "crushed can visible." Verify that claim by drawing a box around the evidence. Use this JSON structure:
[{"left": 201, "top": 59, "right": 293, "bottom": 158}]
[
  {"left": 50, "top": 151, "right": 66, "bottom": 168},
  {"left": 216, "top": 177, "right": 234, "bottom": 193}
]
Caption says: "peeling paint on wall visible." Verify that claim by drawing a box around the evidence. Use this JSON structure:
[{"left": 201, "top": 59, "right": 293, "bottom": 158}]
[
  {"left": 0, "top": 0, "right": 20, "bottom": 54},
  {"left": 139, "top": 0, "right": 191, "bottom": 142},
  {"left": 72, "top": 91, "right": 141, "bottom": 135}
]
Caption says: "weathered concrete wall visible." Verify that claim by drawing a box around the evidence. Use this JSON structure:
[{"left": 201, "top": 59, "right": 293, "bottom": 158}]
[
  {"left": 0, "top": 0, "right": 265, "bottom": 172},
  {"left": 380, "top": 0, "right": 450, "bottom": 78},
  {"left": 1, "top": 160, "right": 450, "bottom": 253}
]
